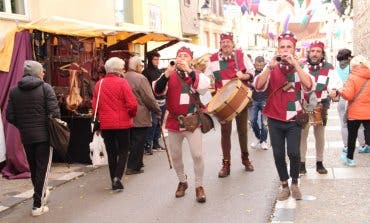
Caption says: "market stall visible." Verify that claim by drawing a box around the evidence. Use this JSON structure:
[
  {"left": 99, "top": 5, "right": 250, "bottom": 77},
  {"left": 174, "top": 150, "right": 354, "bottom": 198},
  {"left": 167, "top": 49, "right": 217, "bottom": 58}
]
[{"left": 0, "top": 16, "right": 185, "bottom": 177}]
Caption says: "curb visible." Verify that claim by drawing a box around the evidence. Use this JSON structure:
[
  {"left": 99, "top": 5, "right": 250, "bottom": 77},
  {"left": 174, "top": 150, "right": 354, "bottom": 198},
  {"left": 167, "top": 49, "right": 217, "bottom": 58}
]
[{"left": 0, "top": 165, "right": 101, "bottom": 215}]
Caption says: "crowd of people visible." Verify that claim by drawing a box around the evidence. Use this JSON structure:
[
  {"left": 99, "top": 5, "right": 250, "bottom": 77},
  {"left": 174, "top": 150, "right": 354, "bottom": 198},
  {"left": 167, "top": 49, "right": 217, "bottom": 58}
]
[{"left": 5, "top": 31, "right": 370, "bottom": 216}]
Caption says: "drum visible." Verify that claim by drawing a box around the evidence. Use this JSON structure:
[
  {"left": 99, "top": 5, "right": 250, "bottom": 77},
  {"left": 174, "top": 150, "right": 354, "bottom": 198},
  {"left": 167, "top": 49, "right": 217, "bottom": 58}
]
[
  {"left": 308, "top": 105, "right": 323, "bottom": 126},
  {"left": 207, "top": 79, "right": 252, "bottom": 124}
]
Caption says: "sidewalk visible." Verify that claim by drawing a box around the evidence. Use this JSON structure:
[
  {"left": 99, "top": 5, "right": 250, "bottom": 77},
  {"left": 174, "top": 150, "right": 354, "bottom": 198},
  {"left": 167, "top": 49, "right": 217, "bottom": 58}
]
[
  {"left": 271, "top": 106, "right": 370, "bottom": 223},
  {"left": 0, "top": 163, "right": 99, "bottom": 214},
  {"left": 0, "top": 129, "right": 169, "bottom": 215}
]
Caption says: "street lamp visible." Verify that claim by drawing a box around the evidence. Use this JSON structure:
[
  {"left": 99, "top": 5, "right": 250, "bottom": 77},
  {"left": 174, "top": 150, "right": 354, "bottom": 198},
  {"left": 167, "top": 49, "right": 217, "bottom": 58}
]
[{"left": 201, "top": 0, "right": 210, "bottom": 17}]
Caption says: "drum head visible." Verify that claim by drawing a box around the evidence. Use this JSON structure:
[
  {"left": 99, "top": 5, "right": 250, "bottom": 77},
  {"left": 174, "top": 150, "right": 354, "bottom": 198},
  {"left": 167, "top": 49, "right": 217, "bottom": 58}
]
[{"left": 208, "top": 79, "right": 239, "bottom": 112}]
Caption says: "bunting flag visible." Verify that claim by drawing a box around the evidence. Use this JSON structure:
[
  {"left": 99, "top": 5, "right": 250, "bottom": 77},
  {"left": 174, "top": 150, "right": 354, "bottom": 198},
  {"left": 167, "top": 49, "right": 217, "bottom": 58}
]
[
  {"left": 306, "top": 0, "right": 311, "bottom": 8},
  {"left": 268, "top": 32, "right": 275, "bottom": 40},
  {"left": 333, "top": 0, "right": 342, "bottom": 15},
  {"left": 250, "top": 0, "right": 260, "bottom": 16},
  {"left": 297, "top": 0, "right": 304, "bottom": 7},
  {"left": 236, "top": 0, "right": 245, "bottom": 5},
  {"left": 241, "top": 3, "right": 250, "bottom": 14},
  {"left": 286, "top": 0, "right": 295, "bottom": 7},
  {"left": 237, "top": 0, "right": 250, "bottom": 15},
  {"left": 283, "top": 14, "right": 291, "bottom": 33},
  {"left": 301, "top": 9, "right": 314, "bottom": 28}
]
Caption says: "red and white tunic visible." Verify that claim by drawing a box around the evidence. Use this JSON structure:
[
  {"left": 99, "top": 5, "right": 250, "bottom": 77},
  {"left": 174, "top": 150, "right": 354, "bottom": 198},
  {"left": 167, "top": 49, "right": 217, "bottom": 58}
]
[
  {"left": 153, "top": 70, "right": 210, "bottom": 132},
  {"left": 254, "top": 65, "right": 315, "bottom": 122},
  {"left": 205, "top": 49, "right": 254, "bottom": 90}
]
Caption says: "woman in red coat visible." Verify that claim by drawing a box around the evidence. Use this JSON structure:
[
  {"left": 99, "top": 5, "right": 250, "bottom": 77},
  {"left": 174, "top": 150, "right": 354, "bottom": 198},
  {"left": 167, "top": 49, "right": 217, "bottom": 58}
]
[{"left": 92, "top": 57, "right": 137, "bottom": 192}]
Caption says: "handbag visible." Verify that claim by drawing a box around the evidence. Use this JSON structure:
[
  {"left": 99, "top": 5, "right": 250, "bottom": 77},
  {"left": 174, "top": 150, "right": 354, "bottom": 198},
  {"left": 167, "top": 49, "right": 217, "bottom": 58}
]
[
  {"left": 42, "top": 84, "right": 70, "bottom": 160},
  {"left": 48, "top": 116, "right": 70, "bottom": 159},
  {"left": 176, "top": 72, "right": 214, "bottom": 133},
  {"left": 91, "top": 79, "right": 104, "bottom": 133}
]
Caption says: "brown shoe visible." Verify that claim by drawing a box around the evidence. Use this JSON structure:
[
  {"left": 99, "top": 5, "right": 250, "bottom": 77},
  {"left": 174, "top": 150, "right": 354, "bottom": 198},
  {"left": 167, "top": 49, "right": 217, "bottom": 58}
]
[
  {"left": 218, "top": 159, "right": 230, "bottom": 178},
  {"left": 242, "top": 159, "right": 254, "bottom": 171},
  {"left": 175, "top": 182, "right": 188, "bottom": 198},
  {"left": 241, "top": 152, "right": 254, "bottom": 171},
  {"left": 290, "top": 184, "right": 302, "bottom": 200},
  {"left": 277, "top": 186, "right": 290, "bottom": 201},
  {"left": 195, "top": 186, "right": 206, "bottom": 203}
]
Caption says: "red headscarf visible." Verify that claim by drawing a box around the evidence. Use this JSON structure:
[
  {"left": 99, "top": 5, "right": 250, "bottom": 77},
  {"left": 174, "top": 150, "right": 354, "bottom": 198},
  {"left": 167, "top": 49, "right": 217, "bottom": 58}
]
[
  {"left": 176, "top": 47, "right": 193, "bottom": 59},
  {"left": 278, "top": 31, "right": 297, "bottom": 47}
]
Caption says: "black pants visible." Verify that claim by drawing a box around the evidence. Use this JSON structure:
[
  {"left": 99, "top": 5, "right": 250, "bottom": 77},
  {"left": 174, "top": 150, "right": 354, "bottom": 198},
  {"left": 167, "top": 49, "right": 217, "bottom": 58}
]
[
  {"left": 101, "top": 129, "right": 130, "bottom": 182},
  {"left": 24, "top": 142, "right": 52, "bottom": 208},
  {"left": 347, "top": 120, "right": 370, "bottom": 159},
  {"left": 128, "top": 127, "right": 149, "bottom": 170},
  {"left": 268, "top": 118, "right": 301, "bottom": 182}
]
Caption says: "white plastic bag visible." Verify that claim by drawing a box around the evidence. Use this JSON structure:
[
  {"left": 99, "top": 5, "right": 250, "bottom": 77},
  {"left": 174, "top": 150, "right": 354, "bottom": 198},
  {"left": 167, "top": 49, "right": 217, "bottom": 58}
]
[{"left": 89, "top": 132, "right": 108, "bottom": 166}]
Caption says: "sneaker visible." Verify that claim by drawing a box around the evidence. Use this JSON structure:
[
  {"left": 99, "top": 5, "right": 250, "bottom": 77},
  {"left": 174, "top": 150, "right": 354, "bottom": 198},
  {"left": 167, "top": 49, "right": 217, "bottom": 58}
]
[
  {"left": 358, "top": 145, "right": 370, "bottom": 153},
  {"left": 251, "top": 142, "right": 261, "bottom": 149},
  {"left": 42, "top": 188, "right": 50, "bottom": 205},
  {"left": 144, "top": 149, "right": 153, "bottom": 155},
  {"left": 112, "top": 178, "right": 124, "bottom": 192},
  {"left": 342, "top": 147, "right": 348, "bottom": 153},
  {"left": 260, "top": 141, "right": 269, "bottom": 150},
  {"left": 277, "top": 187, "right": 290, "bottom": 201},
  {"left": 31, "top": 206, "right": 49, "bottom": 217},
  {"left": 290, "top": 184, "right": 302, "bottom": 200},
  {"left": 153, "top": 143, "right": 164, "bottom": 151},
  {"left": 126, "top": 168, "right": 144, "bottom": 175},
  {"left": 340, "top": 154, "right": 356, "bottom": 167}
]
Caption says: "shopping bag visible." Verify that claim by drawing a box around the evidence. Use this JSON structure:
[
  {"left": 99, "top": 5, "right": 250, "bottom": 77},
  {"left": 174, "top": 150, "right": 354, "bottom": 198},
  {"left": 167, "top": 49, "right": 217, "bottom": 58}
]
[
  {"left": 89, "top": 132, "right": 108, "bottom": 166},
  {"left": 48, "top": 117, "right": 70, "bottom": 159}
]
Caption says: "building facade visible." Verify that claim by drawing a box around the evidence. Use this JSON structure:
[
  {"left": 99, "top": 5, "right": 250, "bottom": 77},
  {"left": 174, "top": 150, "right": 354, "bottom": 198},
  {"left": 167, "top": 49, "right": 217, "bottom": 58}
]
[{"left": 353, "top": 0, "right": 370, "bottom": 58}]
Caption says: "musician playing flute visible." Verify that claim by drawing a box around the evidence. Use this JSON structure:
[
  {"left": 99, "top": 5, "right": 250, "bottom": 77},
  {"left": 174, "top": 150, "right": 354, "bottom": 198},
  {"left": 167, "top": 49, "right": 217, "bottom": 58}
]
[
  {"left": 205, "top": 32, "right": 255, "bottom": 178},
  {"left": 299, "top": 41, "right": 334, "bottom": 175},
  {"left": 153, "top": 47, "right": 210, "bottom": 203},
  {"left": 253, "top": 31, "right": 315, "bottom": 201}
]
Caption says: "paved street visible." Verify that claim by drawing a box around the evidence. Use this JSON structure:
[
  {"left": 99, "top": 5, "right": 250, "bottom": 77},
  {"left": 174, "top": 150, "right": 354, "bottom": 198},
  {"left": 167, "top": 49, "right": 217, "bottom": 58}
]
[
  {"left": 1, "top": 105, "right": 370, "bottom": 223},
  {"left": 0, "top": 120, "right": 278, "bottom": 223}
]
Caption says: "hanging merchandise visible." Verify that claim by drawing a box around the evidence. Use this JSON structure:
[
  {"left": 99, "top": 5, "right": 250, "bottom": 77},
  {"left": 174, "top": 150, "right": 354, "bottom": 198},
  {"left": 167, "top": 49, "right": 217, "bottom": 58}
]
[{"left": 66, "top": 66, "right": 83, "bottom": 111}]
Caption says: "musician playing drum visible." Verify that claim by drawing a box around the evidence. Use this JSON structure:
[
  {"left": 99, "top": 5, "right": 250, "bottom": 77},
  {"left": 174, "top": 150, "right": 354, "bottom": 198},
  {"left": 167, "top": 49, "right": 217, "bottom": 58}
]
[
  {"left": 299, "top": 41, "right": 334, "bottom": 175},
  {"left": 253, "top": 31, "right": 314, "bottom": 201},
  {"left": 205, "top": 32, "right": 255, "bottom": 178}
]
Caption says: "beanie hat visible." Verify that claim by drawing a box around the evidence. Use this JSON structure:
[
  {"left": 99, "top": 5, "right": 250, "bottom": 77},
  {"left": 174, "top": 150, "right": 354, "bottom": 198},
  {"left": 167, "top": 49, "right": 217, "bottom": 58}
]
[{"left": 23, "top": 60, "right": 43, "bottom": 77}]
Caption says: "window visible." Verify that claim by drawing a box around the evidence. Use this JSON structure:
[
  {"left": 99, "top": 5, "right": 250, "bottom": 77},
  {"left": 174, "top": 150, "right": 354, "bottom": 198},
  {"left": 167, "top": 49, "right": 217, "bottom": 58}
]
[{"left": 0, "top": 0, "right": 29, "bottom": 21}]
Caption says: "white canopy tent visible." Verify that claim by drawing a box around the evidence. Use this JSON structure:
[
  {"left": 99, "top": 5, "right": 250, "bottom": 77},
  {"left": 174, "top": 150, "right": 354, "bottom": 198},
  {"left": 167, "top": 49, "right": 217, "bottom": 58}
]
[{"left": 158, "top": 42, "right": 217, "bottom": 60}]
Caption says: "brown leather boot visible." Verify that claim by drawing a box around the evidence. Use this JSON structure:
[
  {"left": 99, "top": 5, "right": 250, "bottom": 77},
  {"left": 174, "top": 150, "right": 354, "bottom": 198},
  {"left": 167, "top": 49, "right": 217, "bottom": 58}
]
[
  {"left": 218, "top": 159, "right": 231, "bottom": 178},
  {"left": 195, "top": 186, "right": 206, "bottom": 203},
  {"left": 175, "top": 182, "right": 188, "bottom": 198},
  {"left": 241, "top": 153, "right": 254, "bottom": 171}
]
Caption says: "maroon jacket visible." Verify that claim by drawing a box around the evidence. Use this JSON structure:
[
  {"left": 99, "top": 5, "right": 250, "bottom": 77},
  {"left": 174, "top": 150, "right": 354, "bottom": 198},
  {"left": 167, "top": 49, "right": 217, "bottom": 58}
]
[{"left": 92, "top": 74, "right": 137, "bottom": 129}]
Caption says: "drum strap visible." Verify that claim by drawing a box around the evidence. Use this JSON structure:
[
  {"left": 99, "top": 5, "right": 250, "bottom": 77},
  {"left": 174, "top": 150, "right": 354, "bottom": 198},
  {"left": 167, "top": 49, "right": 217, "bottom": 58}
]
[
  {"left": 176, "top": 72, "right": 205, "bottom": 110},
  {"left": 266, "top": 81, "right": 288, "bottom": 101}
]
